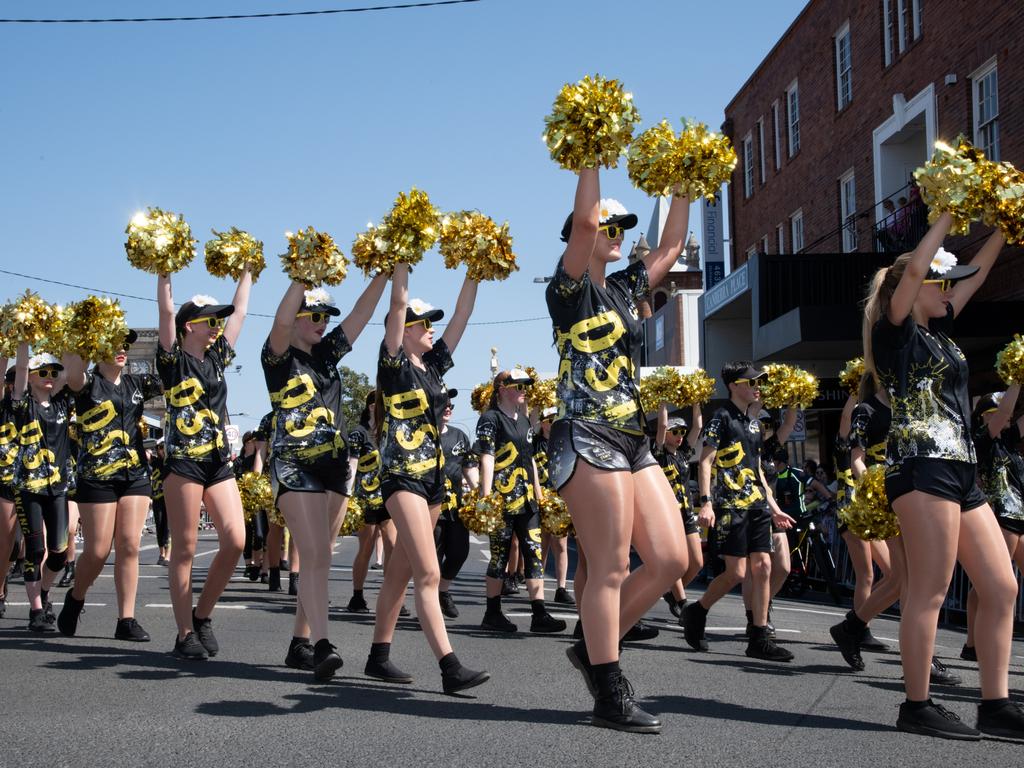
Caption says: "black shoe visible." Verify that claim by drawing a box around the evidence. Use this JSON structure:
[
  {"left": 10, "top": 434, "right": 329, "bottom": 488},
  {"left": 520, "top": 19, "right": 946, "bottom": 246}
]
[
  {"left": 439, "top": 591, "right": 459, "bottom": 619},
  {"left": 501, "top": 575, "right": 518, "bottom": 596},
  {"left": 399, "top": 605, "right": 410, "bottom": 618},
  {"left": 592, "top": 674, "right": 661, "bottom": 734},
  {"left": 746, "top": 634, "right": 794, "bottom": 662},
  {"left": 897, "top": 700, "right": 980, "bottom": 741},
  {"left": 960, "top": 644, "right": 977, "bottom": 662},
  {"left": 930, "top": 657, "right": 961, "bottom": 686},
  {"left": 441, "top": 662, "right": 490, "bottom": 694},
  {"left": 622, "top": 621, "right": 659, "bottom": 643},
  {"left": 312, "top": 639, "right": 343, "bottom": 681},
  {"left": 370, "top": 562, "right": 383, "bottom": 571},
  {"left": 279, "top": 559, "right": 290, "bottom": 572},
  {"left": 157, "top": 556, "right": 169, "bottom": 566},
  {"left": 829, "top": 621, "right": 865, "bottom": 671},
  {"left": 57, "top": 562, "right": 75, "bottom": 588},
  {"left": 259, "top": 571, "right": 268, "bottom": 584},
  {"left": 192, "top": 610, "right": 219, "bottom": 657},
  {"left": 346, "top": 594, "right": 370, "bottom": 613},
  {"left": 530, "top": 612, "right": 566, "bottom": 634},
  {"left": 0, "top": 597, "right": 6, "bottom": 619},
  {"left": 57, "top": 591, "right": 85, "bottom": 637},
  {"left": 364, "top": 657, "right": 413, "bottom": 684},
  {"left": 44, "top": 599, "right": 56, "bottom": 623},
  {"left": 573, "top": 619, "right": 584, "bottom": 639},
  {"left": 285, "top": 639, "right": 315, "bottom": 671},
  {"left": 859, "top": 627, "right": 889, "bottom": 652},
  {"left": 114, "top": 617, "right": 151, "bottom": 642},
  {"left": 977, "top": 700, "right": 1024, "bottom": 741},
  {"left": 9, "top": 561, "right": 23, "bottom": 580},
  {"left": 173, "top": 631, "right": 208, "bottom": 660},
  {"left": 246, "top": 564, "right": 260, "bottom": 582},
  {"left": 268, "top": 568, "right": 282, "bottom": 592},
  {"left": 288, "top": 573, "right": 299, "bottom": 596},
  {"left": 566, "top": 643, "right": 598, "bottom": 698},
  {"left": 481, "top": 610, "right": 518, "bottom": 633},
  {"left": 680, "top": 602, "right": 708, "bottom": 651},
  {"left": 664, "top": 593, "right": 683, "bottom": 619},
  {"left": 28, "top": 608, "right": 55, "bottom": 633},
  {"left": 553, "top": 587, "right": 576, "bottom": 606}
]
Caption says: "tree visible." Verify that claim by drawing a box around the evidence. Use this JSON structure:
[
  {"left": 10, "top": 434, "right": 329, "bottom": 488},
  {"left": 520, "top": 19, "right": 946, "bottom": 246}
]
[{"left": 338, "top": 365, "right": 372, "bottom": 431}]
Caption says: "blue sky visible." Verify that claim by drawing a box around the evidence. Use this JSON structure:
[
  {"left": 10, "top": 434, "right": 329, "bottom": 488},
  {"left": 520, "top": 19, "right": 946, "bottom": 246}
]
[{"left": 1, "top": 0, "right": 806, "bottom": 435}]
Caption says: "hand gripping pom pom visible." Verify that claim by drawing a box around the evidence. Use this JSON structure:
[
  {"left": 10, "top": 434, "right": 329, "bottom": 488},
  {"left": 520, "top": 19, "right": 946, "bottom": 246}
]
[
  {"left": 380, "top": 188, "right": 440, "bottom": 268},
  {"left": 125, "top": 207, "right": 197, "bottom": 275},
  {"left": 639, "top": 367, "right": 684, "bottom": 413},
  {"left": 1, "top": 291, "right": 59, "bottom": 347},
  {"left": 628, "top": 120, "right": 737, "bottom": 202},
  {"left": 678, "top": 370, "right": 716, "bottom": 406},
  {"left": 539, "top": 494, "right": 573, "bottom": 537},
  {"left": 760, "top": 364, "right": 820, "bottom": 409},
  {"left": 838, "top": 465, "right": 900, "bottom": 541},
  {"left": 839, "top": 358, "right": 865, "bottom": 396},
  {"left": 458, "top": 489, "right": 505, "bottom": 535},
  {"left": 338, "top": 497, "right": 365, "bottom": 536},
  {"left": 204, "top": 228, "right": 266, "bottom": 282},
  {"left": 439, "top": 211, "right": 519, "bottom": 282},
  {"left": 280, "top": 227, "right": 349, "bottom": 287},
  {"left": 913, "top": 137, "right": 990, "bottom": 235},
  {"left": 471, "top": 382, "right": 494, "bottom": 414},
  {"left": 543, "top": 74, "right": 641, "bottom": 171},
  {"left": 64, "top": 297, "right": 130, "bottom": 362},
  {"left": 238, "top": 472, "right": 273, "bottom": 522},
  {"left": 996, "top": 334, "right": 1024, "bottom": 385},
  {"left": 526, "top": 377, "right": 558, "bottom": 413}
]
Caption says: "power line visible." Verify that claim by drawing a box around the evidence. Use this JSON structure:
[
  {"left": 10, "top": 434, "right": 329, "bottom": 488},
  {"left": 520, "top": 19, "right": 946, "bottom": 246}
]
[{"left": 0, "top": 0, "right": 481, "bottom": 24}]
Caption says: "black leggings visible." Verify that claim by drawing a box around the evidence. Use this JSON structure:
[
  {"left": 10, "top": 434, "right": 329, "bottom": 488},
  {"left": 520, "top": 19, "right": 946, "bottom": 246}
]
[
  {"left": 152, "top": 498, "right": 169, "bottom": 549},
  {"left": 15, "top": 492, "right": 69, "bottom": 583},
  {"left": 435, "top": 514, "right": 470, "bottom": 582},
  {"left": 243, "top": 512, "right": 268, "bottom": 559},
  {"left": 486, "top": 510, "right": 543, "bottom": 580}
]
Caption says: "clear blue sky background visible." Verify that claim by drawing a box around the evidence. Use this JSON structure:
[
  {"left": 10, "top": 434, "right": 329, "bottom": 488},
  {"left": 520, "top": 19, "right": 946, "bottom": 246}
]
[{"left": 1, "top": 0, "right": 806, "bottom": 435}]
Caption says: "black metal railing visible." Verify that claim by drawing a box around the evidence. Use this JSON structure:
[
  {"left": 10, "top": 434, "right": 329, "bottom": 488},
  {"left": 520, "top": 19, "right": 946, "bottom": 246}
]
[
  {"left": 800, "top": 180, "right": 926, "bottom": 255},
  {"left": 873, "top": 198, "right": 929, "bottom": 252}
]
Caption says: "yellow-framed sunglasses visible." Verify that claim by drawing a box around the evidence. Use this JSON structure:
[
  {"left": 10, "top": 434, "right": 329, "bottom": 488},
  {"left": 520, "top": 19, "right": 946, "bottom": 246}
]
[
  {"left": 599, "top": 224, "right": 625, "bottom": 240},
  {"left": 30, "top": 368, "right": 62, "bottom": 379},
  {"left": 193, "top": 316, "right": 226, "bottom": 329},
  {"left": 405, "top": 318, "right": 433, "bottom": 331},
  {"left": 296, "top": 311, "right": 330, "bottom": 324},
  {"left": 922, "top": 278, "right": 953, "bottom": 291}
]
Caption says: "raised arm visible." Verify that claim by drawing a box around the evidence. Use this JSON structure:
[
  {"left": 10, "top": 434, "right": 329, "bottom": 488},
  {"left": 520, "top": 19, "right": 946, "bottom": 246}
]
[
  {"left": 655, "top": 402, "right": 669, "bottom": 450},
  {"left": 887, "top": 211, "right": 952, "bottom": 326},
  {"left": 13, "top": 343, "right": 29, "bottom": 401},
  {"left": 384, "top": 265, "right": 409, "bottom": 358},
  {"left": 987, "top": 382, "right": 1021, "bottom": 438},
  {"left": 62, "top": 353, "right": 88, "bottom": 393},
  {"left": 341, "top": 273, "right": 389, "bottom": 346},
  {"left": 775, "top": 407, "right": 800, "bottom": 443},
  {"left": 269, "top": 281, "right": 306, "bottom": 357},
  {"left": 838, "top": 393, "right": 856, "bottom": 440},
  {"left": 157, "top": 275, "right": 176, "bottom": 351},
  {"left": 223, "top": 266, "right": 253, "bottom": 348},
  {"left": 687, "top": 403, "right": 703, "bottom": 452},
  {"left": 949, "top": 230, "right": 1005, "bottom": 318},
  {"left": 643, "top": 193, "right": 690, "bottom": 288},
  {"left": 562, "top": 168, "right": 600, "bottom": 280},
  {"left": 439, "top": 275, "right": 478, "bottom": 354}
]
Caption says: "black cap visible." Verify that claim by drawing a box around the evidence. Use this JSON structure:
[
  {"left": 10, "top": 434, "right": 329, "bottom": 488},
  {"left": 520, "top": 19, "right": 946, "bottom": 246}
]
[
  {"left": 175, "top": 300, "right": 234, "bottom": 331},
  {"left": 447, "top": 388, "right": 459, "bottom": 400},
  {"left": 974, "top": 392, "right": 1003, "bottom": 418},
  {"left": 299, "top": 290, "right": 341, "bottom": 317},
  {"left": 560, "top": 208, "right": 638, "bottom": 243},
  {"left": 125, "top": 329, "right": 139, "bottom": 345},
  {"left": 723, "top": 366, "right": 767, "bottom": 387},
  {"left": 666, "top": 416, "right": 688, "bottom": 431},
  {"left": 4, "top": 366, "right": 14, "bottom": 383},
  {"left": 405, "top": 298, "right": 444, "bottom": 324},
  {"left": 925, "top": 263, "right": 979, "bottom": 282}
]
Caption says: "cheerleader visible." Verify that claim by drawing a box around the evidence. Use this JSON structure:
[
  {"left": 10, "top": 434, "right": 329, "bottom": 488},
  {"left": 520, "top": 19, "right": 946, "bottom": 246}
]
[
  {"left": 0, "top": 364, "right": 19, "bottom": 619},
  {"left": 148, "top": 440, "right": 169, "bottom": 566},
  {"left": 156, "top": 268, "right": 251, "bottom": 660},
  {"left": 535, "top": 406, "right": 573, "bottom": 606},
  {"left": 253, "top": 410, "right": 286, "bottom": 591},
  {"left": 436, "top": 389, "right": 478, "bottom": 618}
]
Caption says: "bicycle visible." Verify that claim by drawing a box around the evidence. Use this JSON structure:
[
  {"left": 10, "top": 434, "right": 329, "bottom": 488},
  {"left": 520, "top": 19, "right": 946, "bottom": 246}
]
[{"left": 781, "top": 501, "right": 844, "bottom": 605}]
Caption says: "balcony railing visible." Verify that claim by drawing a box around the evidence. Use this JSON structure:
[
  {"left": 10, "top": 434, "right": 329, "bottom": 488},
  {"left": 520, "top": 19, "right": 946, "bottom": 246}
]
[{"left": 873, "top": 199, "right": 929, "bottom": 252}]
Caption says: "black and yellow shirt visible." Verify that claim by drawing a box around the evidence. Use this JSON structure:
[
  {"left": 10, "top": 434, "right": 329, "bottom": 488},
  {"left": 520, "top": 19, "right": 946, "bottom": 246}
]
[
  {"left": 850, "top": 395, "right": 891, "bottom": 467},
  {"left": 441, "top": 425, "right": 476, "bottom": 514},
  {"left": 774, "top": 465, "right": 813, "bottom": 518},
  {"left": 532, "top": 434, "right": 552, "bottom": 490},
  {"left": 347, "top": 424, "right": 382, "bottom": 510},
  {"left": 476, "top": 407, "right": 537, "bottom": 516},
  {"left": 157, "top": 335, "right": 235, "bottom": 463},
  {"left": 974, "top": 423, "right": 1024, "bottom": 524},
  {"left": 149, "top": 455, "right": 165, "bottom": 500},
  {"left": 377, "top": 339, "right": 453, "bottom": 482},
  {"left": 261, "top": 325, "right": 352, "bottom": 465},
  {"left": 545, "top": 259, "right": 649, "bottom": 434},
  {"left": 703, "top": 401, "right": 767, "bottom": 511},
  {"left": 11, "top": 390, "right": 74, "bottom": 495},
  {"left": 653, "top": 442, "right": 694, "bottom": 514},
  {"left": 0, "top": 394, "right": 18, "bottom": 488},
  {"left": 872, "top": 305, "right": 974, "bottom": 466},
  {"left": 71, "top": 371, "right": 162, "bottom": 482}
]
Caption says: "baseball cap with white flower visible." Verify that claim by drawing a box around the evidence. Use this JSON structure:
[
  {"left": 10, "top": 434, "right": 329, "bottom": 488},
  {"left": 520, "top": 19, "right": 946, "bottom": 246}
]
[
  {"left": 402, "top": 298, "right": 444, "bottom": 325},
  {"left": 560, "top": 197, "right": 638, "bottom": 243},
  {"left": 925, "top": 247, "right": 979, "bottom": 283},
  {"left": 300, "top": 287, "right": 341, "bottom": 317}
]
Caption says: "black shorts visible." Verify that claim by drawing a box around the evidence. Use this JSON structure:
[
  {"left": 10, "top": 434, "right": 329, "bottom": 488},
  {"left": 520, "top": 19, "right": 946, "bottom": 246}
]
[
  {"left": 885, "top": 458, "right": 987, "bottom": 512},
  {"left": 362, "top": 500, "right": 391, "bottom": 525},
  {"left": 994, "top": 510, "right": 1024, "bottom": 536},
  {"left": 0, "top": 483, "right": 14, "bottom": 503},
  {"left": 74, "top": 475, "right": 152, "bottom": 504},
  {"left": 165, "top": 457, "right": 235, "bottom": 489},
  {"left": 714, "top": 506, "right": 772, "bottom": 558},
  {"left": 682, "top": 507, "right": 699, "bottom": 536},
  {"left": 381, "top": 474, "right": 446, "bottom": 507},
  {"left": 548, "top": 419, "right": 658, "bottom": 492},
  {"left": 271, "top": 457, "right": 349, "bottom": 500}
]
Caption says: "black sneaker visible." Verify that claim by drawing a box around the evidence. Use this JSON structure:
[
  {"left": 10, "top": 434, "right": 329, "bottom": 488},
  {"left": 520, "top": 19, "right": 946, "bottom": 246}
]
[
  {"left": 930, "top": 657, "right": 961, "bottom": 686},
  {"left": 897, "top": 700, "right": 980, "bottom": 741},
  {"left": 247, "top": 564, "right": 260, "bottom": 582},
  {"left": 592, "top": 674, "right": 661, "bottom": 734},
  {"left": 664, "top": 593, "right": 683, "bottom": 619},
  {"left": 173, "top": 631, "right": 208, "bottom": 660},
  {"left": 268, "top": 569, "right": 282, "bottom": 592},
  {"left": 157, "top": 556, "right": 169, "bottom": 566},
  {"left": 746, "top": 635, "right": 794, "bottom": 662},
  {"left": 346, "top": 594, "right": 370, "bottom": 613},
  {"left": 399, "top": 605, "right": 410, "bottom": 618},
  {"left": 288, "top": 573, "right": 299, "bottom": 596},
  {"left": 312, "top": 639, "right": 343, "bottom": 682},
  {"left": 530, "top": 612, "right": 566, "bottom": 634},
  {"left": 977, "top": 700, "right": 1024, "bottom": 741},
  {"left": 860, "top": 627, "right": 889, "bottom": 652},
  {"left": 553, "top": 587, "right": 576, "bottom": 605},
  {"left": 439, "top": 591, "right": 459, "bottom": 619},
  {"left": 192, "top": 610, "right": 219, "bottom": 657},
  {"left": 57, "top": 591, "right": 85, "bottom": 637},
  {"left": 57, "top": 562, "right": 75, "bottom": 588},
  {"left": 572, "top": 619, "right": 584, "bottom": 639},
  {"left": 259, "top": 571, "right": 268, "bottom": 583},
  {"left": 44, "top": 599, "right": 56, "bottom": 623},
  {"left": 370, "top": 562, "right": 383, "bottom": 571},
  {"left": 566, "top": 643, "right": 598, "bottom": 698},
  {"left": 622, "top": 621, "right": 659, "bottom": 642},
  {"left": 279, "top": 559, "right": 290, "bottom": 572},
  {"left": 364, "top": 657, "right": 414, "bottom": 684},
  {"left": 680, "top": 602, "right": 708, "bottom": 651},
  {"left": 441, "top": 663, "right": 490, "bottom": 695},
  {"left": 960, "top": 644, "right": 977, "bottom": 662},
  {"left": 829, "top": 621, "right": 865, "bottom": 671},
  {"left": 0, "top": 597, "right": 6, "bottom": 619},
  {"left": 481, "top": 611, "right": 518, "bottom": 633},
  {"left": 285, "top": 640, "right": 315, "bottom": 671},
  {"left": 114, "top": 618, "right": 151, "bottom": 642},
  {"left": 28, "top": 608, "right": 55, "bottom": 633},
  {"left": 501, "top": 575, "right": 518, "bottom": 596}
]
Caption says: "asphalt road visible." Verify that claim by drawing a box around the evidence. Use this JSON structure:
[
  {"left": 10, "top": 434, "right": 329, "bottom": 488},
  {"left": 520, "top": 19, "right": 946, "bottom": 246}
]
[{"left": 2, "top": 531, "right": 1022, "bottom": 768}]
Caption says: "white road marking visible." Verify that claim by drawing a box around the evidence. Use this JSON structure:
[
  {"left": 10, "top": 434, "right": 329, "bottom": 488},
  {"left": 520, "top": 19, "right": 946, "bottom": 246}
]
[{"left": 144, "top": 603, "right": 248, "bottom": 610}]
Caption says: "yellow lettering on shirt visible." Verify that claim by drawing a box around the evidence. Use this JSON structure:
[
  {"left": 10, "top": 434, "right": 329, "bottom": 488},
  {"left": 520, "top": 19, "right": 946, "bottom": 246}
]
[
  {"left": 384, "top": 389, "right": 429, "bottom": 420},
  {"left": 176, "top": 408, "right": 219, "bottom": 436},
  {"left": 278, "top": 374, "right": 316, "bottom": 410},
  {"left": 584, "top": 356, "right": 633, "bottom": 392},
  {"left": 168, "top": 377, "right": 205, "bottom": 407},
  {"left": 80, "top": 400, "right": 116, "bottom": 433}
]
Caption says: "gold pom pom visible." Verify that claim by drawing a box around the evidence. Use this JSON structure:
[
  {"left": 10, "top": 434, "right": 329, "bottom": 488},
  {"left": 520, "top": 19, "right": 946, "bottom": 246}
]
[
  {"left": 63, "top": 296, "right": 130, "bottom": 362},
  {"left": 996, "top": 334, "right": 1024, "bottom": 385},
  {"left": 639, "top": 367, "right": 684, "bottom": 413},
  {"left": 351, "top": 222, "right": 394, "bottom": 278},
  {"left": 0, "top": 303, "right": 18, "bottom": 357},
  {"left": 678, "top": 370, "right": 716, "bottom": 405},
  {"left": 760, "top": 364, "right": 820, "bottom": 409},
  {"left": 627, "top": 120, "right": 680, "bottom": 198},
  {"left": 380, "top": 188, "right": 440, "bottom": 267},
  {"left": 471, "top": 382, "right": 494, "bottom": 414},
  {"left": 125, "top": 207, "right": 197, "bottom": 275},
  {"left": 204, "top": 228, "right": 265, "bottom": 282},
  {"left": 982, "top": 160, "right": 1024, "bottom": 245},
  {"left": 238, "top": 471, "right": 273, "bottom": 521},
  {"left": 36, "top": 305, "right": 71, "bottom": 357},
  {"left": 1, "top": 290, "right": 59, "bottom": 346},
  {"left": 527, "top": 377, "right": 558, "bottom": 413},
  {"left": 628, "top": 120, "right": 737, "bottom": 201},
  {"left": 338, "top": 497, "right": 365, "bottom": 536},
  {"left": 439, "top": 211, "right": 519, "bottom": 282},
  {"left": 458, "top": 489, "right": 505, "bottom": 534},
  {"left": 543, "top": 74, "right": 641, "bottom": 171},
  {"left": 279, "top": 226, "right": 349, "bottom": 287},
  {"left": 913, "top": 138, "right": 989, "bottom": 235},
  {"left": 266, "top": 506, "right": 286, "bottom": 528},
  {"left": 839, "top": 358, "right": 865, "bottom": 395},
  {"left": 839, "top": 464, "right": 900, "bottom": 541},
  {"left": 539, "top": 493, "right": 573, "bottom": 537}
]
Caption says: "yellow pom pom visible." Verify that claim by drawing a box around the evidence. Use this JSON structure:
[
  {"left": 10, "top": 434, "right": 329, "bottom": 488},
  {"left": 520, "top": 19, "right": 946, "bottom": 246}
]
[
  {"left": 351, "top": 222, "right": 395, "bottom": 278},
  {"left": 1, "top": 290, "right": 59, "bottom": 346},
  {"left": 839, "top": 464, "right": 899, "bottom": 541},
  {"left": 627, "top": 120, "right": 680, "bottom": 198},
  {"left": 678, "top": 370, "right": 716, "bottom": 405},
  {"left": 458, "top": 489, "right": 505, "bottom": 535},
  {"left": 439, "top": 211, "right": 519, "bottom": 282},
  {"left": 0, "top": 303, "right": 18, "bottom": 357},
  {"left": 204, "top": 228, "right": 265, "bottom": 282},
  {"left": 543, "top": 74, "right": 641, "bottom": 171},
  {"left": 36, "top": 305, "right": 72, "bottom": 357},
  {"left": 913, "top": 137, "right": 990, "bottom": 235},
  {"left": 339, "top": 497, "right": 365, "bottom": 536},
  {"left": 760, "top": 364, "right": 819, "bottom": 409},
  {"left": 639, "top": 367, "right": 684, "bottom": 412},
  {"left": 280, "top": 226, "right": 349, "bottom": 287},
  {"left": 539, "top": 494, "right": 573, "bottom": 537},
  {"left": 628, "top": 120, "right": 737, "bottom": 201},
  {"left": 996, "top": 334, "right": 1024, "bottom": 385},
  {"left": 839, "top": 358, "right": 865, "bottom": 395},
  {"left": 471, "top": 382, "right": 494, "bottom": 414},
  {"left": 64, "top": 296, "right": 130, "bottom": 362},
  {"left": 380, "top": 188, "right": 440, "bottom": 267},
  {"left": 981, "top": 160, "right": 1024, "bottom": 245},
  {"left": 125, "top": 207, "right": 197, "bottom": 275},
  {"left": 526, "top": 377, "right": 558, "bottom": 413},
  {"left": 238, "top": 471, "right": 273, "bottom": 521}
]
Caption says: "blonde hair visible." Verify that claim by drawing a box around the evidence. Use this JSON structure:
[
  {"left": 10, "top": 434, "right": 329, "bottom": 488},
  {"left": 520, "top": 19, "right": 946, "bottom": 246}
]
[{"left": 861, "top": 253, "right": 912, "bottom": 391}]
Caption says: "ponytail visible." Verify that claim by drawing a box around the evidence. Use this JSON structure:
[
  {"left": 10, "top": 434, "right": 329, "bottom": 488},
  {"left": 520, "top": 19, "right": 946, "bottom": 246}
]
[
  {"left": 373, "top": 379, "right": 385, "bottom": 443},
  {"left": 862, "top": 254, "right": 911, "bottom": 393}
]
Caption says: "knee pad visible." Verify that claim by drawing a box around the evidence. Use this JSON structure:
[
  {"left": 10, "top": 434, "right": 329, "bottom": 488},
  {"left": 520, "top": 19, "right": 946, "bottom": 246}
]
[{"left": 45, "top": 548, "right": 67, "bottom": 573}]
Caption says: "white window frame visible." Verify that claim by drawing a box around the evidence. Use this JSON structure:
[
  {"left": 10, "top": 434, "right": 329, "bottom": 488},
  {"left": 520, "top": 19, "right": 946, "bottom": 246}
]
[
  {"left": 882, "top": 0, "right": 894, "bottom": 66},
  {"left": 897, "top": 0, "right": 907, "bottom": 53},
  {"left": 971, "top": 58, "right": 999, "bottom": 161},
  {"left": 776, "top": 223, "right": 785, "bottom": 254},
  {"left": 757, "top": 119, "right": 766, "bottom": 185},
  {"left": 771, "top": 100, "right": 781, "bottom": 170},
  {"left": 745, "top": 245, "right": 758, "bottom": 262},
  {"left": 912, "top": 0, "right": 922, "bottom": 40},
  {"left": 786, "top": 80, "right": 800, "bottom": 156},
  {"left": 654, "top": 315, "right": 665, "bottom": 351},
  {"left": 835, "top": 21, "right": 852, "bottom": 110},
  {"left": 790, "top": 210, "right": 805, "bottom": 253},
  {"left": 839, "top": 169, "right": 857, "bottom": 252},
  {"left": 742, "top": 132, "right": 754, "bottom": 198}
]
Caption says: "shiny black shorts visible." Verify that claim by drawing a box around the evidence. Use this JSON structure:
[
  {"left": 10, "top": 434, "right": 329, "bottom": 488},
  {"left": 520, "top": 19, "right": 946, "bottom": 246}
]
[
  {"left": 0, "top": 483, "right": 14, "bottom": 503},
  {"left": 271, "top": 457, "right": 349, "bottom": 500},
  {"left": 885, "top": 458, "right": 987, "bottom": 512},
  {"left": 714, "top": 506, "right": 772, "bottom": 558},
  {"left": 362, "top": 499, "right": 391, "bottom": 524},
  {"left": 682, "top": 507, "right": 699, "bottom": 536},
  {"left": 994, "top": 509, "right": 1024, "bottom": 536},
  {"left": 381, "top": 473, "right": 446, "bottom": 507},
  {"left": 547, "top": 419, "right": 658, "bottom": 492},
  {"left": 165, "top": 457, "right": 235, "bottom": 489},
  {"left": 74, "top": 475, "right": 152, "bottom": 504}
]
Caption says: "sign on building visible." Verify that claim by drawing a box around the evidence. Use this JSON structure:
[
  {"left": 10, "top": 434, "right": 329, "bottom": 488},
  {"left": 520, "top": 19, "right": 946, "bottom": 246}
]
[{"left": 702, "top": 195, "right": 725, "bottom": 289}]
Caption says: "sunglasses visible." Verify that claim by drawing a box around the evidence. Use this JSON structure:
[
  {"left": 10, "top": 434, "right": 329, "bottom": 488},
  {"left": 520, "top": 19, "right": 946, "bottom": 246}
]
[
  {"left": 668, "top": 428, "right": 685, "bottom": 436},
  {"left": 405, "top": 318, "right": 433, "bottom": 331},
  {"left": 922, "top": 279, "right": 953, "bottom": 291},
  {"left": 121, "top": 343, "right": 131, "bottom": 353},
  {"left": 733, "top": 377, "right": 763, "bottom": 386},
  {"left": 599, "top": 224, "right": 625, "bottom": 240},
  {"left": 296, "top": 311, "right": 329, "bottom": 324},
  {"left": 502, "top": 382, "right": 528, "bottom": 391},
  {"left": 31, "top": 368, "right": 61, "bottom": 379},
  {"left": 193, "top": 317, "right": 225, "bottom": 329}
]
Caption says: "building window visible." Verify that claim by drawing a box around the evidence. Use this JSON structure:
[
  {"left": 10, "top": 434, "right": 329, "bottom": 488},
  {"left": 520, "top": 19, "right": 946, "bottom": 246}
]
[
  {"left": 743, "top": 132, "right": 754, "bottom": 198},
  {"left": 761, "top": 235, "right": 769, "bottom": 255},
  {"left": 654, "top": 315, "right": 665, "bottom": 351},
  {"left": 972, "top": 59, "right": 999, "bottom": 161},
  {"left": 776, "top": 223, "right": 785, "bottom": 254},
  {"left": 757, "top": 119, "right": 766, "bottom": 185},
  {"left": 839, "top": 170, "right": 858, "bottom": 252},
  {"left": 786, "top": 80, "right": 800, "bottom": 156},
  {"left": 790, "top": 210, "right": 804, "bottom": 253},
  {"left": 835, "top": 21, "right": 852, "bottom": 110},
  {"left": 884, "top": 0, "right": 922, "bottom": 65},
  {"left": 912, "top": 0, "right": 922, "bottom": 39},
  {"left": 771, "top": 100, "right": 781, "bottom": 170}
]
